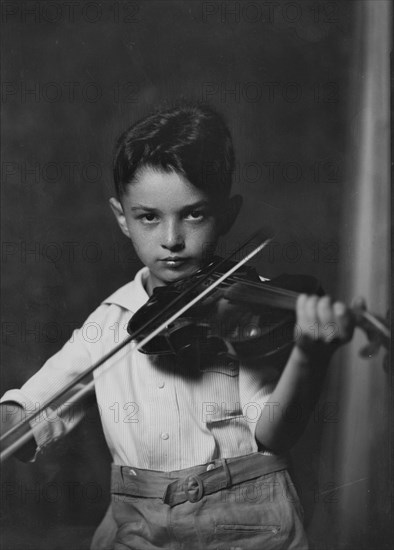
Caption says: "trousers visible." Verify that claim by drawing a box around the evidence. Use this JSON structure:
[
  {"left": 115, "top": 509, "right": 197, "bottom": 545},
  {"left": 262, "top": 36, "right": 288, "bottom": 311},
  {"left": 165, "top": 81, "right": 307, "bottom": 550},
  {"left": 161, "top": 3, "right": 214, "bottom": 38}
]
[{"left": 91, "top": 453, "right": 309, "bottom": 550}]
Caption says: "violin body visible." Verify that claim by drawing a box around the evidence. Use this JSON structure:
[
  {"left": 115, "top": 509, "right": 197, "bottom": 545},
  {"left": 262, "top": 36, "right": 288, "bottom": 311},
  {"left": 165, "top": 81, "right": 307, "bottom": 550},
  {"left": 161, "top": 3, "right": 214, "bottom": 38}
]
[
  {"left": 127, "top": 257, "right": 322, "bottom": 362},
  {"left": 228, "top": 273, "right": 323, "bottom": 360}
]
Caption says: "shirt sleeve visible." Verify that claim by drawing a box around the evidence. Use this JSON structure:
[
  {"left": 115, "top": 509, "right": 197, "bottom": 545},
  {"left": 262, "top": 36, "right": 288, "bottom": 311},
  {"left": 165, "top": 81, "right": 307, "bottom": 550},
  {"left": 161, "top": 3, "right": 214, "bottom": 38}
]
[
  {"left": 239, "top": 358, "right": 285, "bottom": 441},
  {"left": 0, "top": 304, "right": 110, "bottom": 460}
]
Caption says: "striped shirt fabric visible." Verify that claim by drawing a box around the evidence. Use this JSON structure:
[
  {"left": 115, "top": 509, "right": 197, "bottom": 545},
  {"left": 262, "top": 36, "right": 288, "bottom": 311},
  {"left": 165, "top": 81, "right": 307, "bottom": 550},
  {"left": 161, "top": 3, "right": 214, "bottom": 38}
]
[{"left": 1, "top": 267, "right": 280, "bottom": 470}]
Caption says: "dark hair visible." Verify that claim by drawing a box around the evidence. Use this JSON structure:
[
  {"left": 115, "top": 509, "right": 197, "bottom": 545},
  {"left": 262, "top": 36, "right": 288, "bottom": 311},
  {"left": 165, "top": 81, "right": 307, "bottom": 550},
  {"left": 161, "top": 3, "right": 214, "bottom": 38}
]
[{"left": 113, "top": 103, "right": 235, "bottom": 199}]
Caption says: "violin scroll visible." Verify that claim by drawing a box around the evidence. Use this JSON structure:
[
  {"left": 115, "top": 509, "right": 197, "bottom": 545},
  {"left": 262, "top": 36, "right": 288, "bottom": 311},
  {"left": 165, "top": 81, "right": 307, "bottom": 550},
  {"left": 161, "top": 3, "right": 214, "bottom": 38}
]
[{"left": 351, "top": 298, "right": 390, "bottom": 359}]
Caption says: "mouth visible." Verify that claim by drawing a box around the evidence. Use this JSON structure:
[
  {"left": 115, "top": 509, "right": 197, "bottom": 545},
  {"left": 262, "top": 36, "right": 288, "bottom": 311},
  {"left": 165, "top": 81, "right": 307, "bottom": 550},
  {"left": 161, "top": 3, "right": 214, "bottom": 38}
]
[{"left": 160, "top": 257, "right": 190, "bottom": 268}]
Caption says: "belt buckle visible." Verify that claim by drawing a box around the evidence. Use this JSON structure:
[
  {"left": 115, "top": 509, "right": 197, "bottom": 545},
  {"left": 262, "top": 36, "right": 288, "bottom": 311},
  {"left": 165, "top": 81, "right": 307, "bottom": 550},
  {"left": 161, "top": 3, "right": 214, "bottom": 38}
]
[{"left": 184, "top": 474, "right": 204, "bottom": 503}]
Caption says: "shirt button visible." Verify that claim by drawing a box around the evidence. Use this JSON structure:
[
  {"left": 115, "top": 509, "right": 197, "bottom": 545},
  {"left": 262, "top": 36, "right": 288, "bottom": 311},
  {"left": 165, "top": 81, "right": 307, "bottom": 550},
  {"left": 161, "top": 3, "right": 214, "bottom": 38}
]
[
  {"left": 161, "top": 432, "right": 169, "bottom": 440},
  {"left": 206, "top": 463, "right": 215, "bottom": 471},
  {"left": 158, "top": 381, "right": 165, "bottom": 389}
]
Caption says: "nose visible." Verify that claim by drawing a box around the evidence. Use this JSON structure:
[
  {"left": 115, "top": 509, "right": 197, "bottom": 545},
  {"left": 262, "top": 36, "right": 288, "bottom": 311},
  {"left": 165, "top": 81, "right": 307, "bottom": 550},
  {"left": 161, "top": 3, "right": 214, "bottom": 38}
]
[{"left": 161, "top": 220, "right": 185, "bottom": 252}]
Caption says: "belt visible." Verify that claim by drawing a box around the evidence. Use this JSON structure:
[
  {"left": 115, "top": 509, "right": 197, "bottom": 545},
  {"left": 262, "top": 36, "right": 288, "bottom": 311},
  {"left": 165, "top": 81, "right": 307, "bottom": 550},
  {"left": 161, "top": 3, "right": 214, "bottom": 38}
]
[{"left": 111, "top": 453, "right": 288, "bottom": 507}]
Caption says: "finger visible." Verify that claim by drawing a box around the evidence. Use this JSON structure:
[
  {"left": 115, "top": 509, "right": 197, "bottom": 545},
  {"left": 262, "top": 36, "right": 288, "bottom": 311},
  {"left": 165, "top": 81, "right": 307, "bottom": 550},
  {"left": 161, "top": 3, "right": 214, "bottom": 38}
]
[
  {"left": 295, "top": 294, "right": 310, "bottom": 344},
  {"left": 296, "top": 294, "right": 310, "bottom": 326},
  {"left": 317, "top": 296, "right": 338, "bottom": 342},
  {"left": 316, "top": 295, "right": 333, "bottom": 326},
  {"left": 333, "top": 301, "right": 346, "bottom": 317},
  {"left": 304, "top": 295, "right": 319, "bottom": 323},
  {"left": 351, "top": 296, "right": 366, "bottom": 311},
  {"left": 296, "top": 294, "right": 308, "bottom": 317},
  {"left": 333, "top": 301, "right": 353, "bottom": 341}
]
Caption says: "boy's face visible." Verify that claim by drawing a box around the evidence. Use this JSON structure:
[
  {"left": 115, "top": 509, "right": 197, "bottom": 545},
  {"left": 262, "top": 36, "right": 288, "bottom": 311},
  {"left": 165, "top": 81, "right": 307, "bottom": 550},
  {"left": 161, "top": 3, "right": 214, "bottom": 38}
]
[{"left": 110, "top": 166, "right": 234, "bottom": 293}]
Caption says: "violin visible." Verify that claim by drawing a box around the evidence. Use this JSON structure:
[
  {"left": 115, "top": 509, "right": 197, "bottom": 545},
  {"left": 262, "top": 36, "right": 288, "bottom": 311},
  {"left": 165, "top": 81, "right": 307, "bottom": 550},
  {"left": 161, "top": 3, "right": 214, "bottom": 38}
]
[
  {"left": 127, "top": 256, "right": 323, "bottom": 362},
  {"left": 0, "top": 230, "right": 389, "bottom": 462},
  {"left": 127, "top": 252, "right": 389, "bottom": 364}
]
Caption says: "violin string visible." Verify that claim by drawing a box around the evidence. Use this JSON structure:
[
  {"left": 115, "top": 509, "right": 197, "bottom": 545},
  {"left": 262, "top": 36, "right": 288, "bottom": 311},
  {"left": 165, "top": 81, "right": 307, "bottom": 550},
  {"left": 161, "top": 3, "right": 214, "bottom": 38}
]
[
  {"left": 217, "top": 274, "right": 299, "bottom": 295},
  {"left": 225, "top": 286, "right": 296, "bottom": 310},
  {"left": 219, "top": 278, "right": 300, "bottom": 301},
  {"left": 225, "top": 282, "right": 390, "bottom": 339},
  {"left": 231, "top": 284, "right": 298, "bottom": 300},
  {"left": 221, "top": 280, "right": 299, "bottom": 296}
]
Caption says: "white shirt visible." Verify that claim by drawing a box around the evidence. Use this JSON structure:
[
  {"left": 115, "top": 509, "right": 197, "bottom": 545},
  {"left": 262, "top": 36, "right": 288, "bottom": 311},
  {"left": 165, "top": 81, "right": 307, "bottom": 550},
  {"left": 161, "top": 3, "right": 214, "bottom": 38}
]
[{"left": 1, "top": 267, "right": 280, "bottom": 470}]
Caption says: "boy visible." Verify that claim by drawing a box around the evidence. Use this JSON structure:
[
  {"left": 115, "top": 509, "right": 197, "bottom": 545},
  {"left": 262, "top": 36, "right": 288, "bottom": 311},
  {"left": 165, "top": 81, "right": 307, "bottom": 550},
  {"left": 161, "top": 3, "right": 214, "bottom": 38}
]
[{"left": 1, "top": 104, "right": 354, "bottom": 549}]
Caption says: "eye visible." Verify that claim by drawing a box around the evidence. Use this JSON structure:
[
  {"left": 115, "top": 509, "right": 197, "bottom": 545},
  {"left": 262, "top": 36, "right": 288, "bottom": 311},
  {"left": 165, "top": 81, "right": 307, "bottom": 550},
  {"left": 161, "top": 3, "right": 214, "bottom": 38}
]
[
  {"left": 186, "top": 210, "right": 205, "bottom": 221},
  {"left": 139, "top": 213, "right": 159, "bottom": 223}
]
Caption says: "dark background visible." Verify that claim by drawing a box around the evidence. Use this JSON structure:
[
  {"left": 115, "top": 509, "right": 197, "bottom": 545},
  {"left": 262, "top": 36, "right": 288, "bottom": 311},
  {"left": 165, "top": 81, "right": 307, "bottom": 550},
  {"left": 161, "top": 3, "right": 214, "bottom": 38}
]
[{"left": 1, "top": 1, "right": 376, "bottom": 549}]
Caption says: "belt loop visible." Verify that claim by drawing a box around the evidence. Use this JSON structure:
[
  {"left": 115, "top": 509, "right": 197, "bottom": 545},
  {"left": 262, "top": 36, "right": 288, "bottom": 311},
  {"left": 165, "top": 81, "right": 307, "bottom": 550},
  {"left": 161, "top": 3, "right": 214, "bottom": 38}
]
[
  {"left": 162, "top": 482, "right": 171, "bottom": 505},
  {"left": 221, "top": 458, "right": 232, "bottom": 489}
]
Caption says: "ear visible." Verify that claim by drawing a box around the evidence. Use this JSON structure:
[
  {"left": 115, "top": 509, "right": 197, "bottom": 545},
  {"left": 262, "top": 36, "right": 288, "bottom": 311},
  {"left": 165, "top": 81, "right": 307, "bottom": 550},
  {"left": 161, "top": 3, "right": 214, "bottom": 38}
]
[
  {"left": 218, "top": 194, "right": 243, "bottom": 235},
  {"left": 109, "top": 197, "right": 130, "bottom": 238}
]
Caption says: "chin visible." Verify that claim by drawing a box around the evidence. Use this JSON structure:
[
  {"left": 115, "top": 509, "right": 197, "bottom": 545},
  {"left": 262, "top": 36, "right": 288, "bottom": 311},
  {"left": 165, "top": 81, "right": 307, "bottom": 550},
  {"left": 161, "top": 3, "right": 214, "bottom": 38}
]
[
  {"left": 164, "top": 270, "right": 192, "bottom": 283},
  {"left": 158, "top": 266, "right": 198, "bottom": 285}
]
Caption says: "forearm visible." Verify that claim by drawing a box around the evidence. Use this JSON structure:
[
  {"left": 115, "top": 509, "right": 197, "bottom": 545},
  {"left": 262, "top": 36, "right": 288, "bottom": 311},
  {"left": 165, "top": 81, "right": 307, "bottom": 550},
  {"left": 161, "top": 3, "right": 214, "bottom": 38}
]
[{"left": 255, "top": 346, "right": 331, "bottom": 452}]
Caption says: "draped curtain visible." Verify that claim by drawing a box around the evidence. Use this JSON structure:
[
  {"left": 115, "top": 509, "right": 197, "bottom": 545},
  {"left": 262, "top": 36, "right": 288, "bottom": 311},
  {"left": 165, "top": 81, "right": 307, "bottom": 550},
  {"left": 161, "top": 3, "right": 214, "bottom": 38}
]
[{"left": 308, "top": 1, "right": 391, "bottom": 548}]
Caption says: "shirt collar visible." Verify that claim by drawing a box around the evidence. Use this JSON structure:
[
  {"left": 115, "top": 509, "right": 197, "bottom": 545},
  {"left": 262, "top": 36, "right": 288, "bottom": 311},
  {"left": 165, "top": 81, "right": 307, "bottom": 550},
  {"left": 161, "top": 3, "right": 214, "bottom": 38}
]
[{"left": 102, "top": 266, "right": 150, "bottom": 313}]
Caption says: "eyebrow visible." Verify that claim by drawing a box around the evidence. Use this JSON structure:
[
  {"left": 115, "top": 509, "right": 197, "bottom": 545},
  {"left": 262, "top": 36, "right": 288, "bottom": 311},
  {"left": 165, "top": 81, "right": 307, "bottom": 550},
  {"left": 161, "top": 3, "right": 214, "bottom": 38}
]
[{"left": 130, "top": 200, "right": 210, "bottom": 213}]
